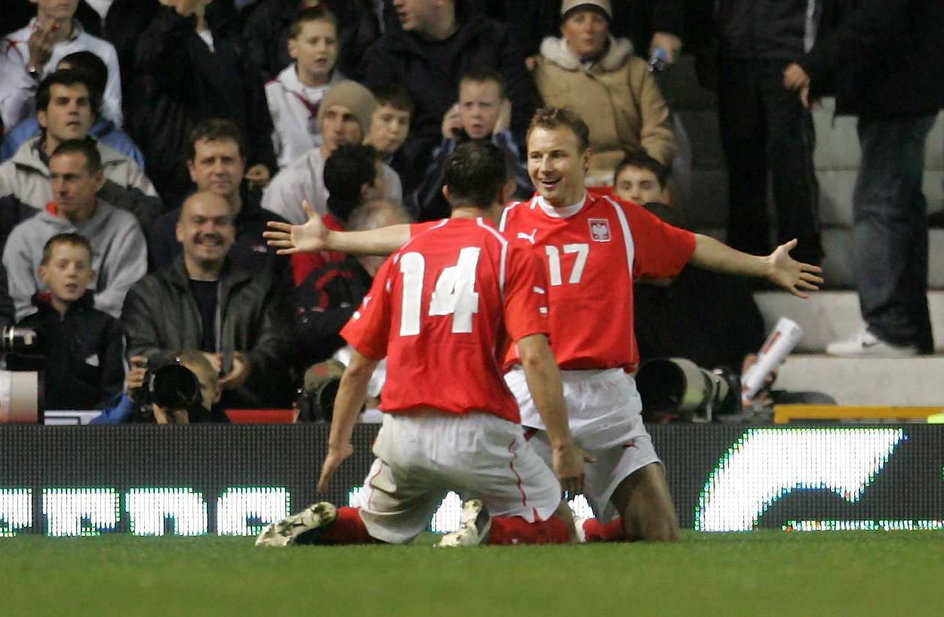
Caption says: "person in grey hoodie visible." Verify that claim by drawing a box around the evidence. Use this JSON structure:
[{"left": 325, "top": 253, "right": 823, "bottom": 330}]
[
  {"left": 0, "top": 70, "right": 158, "bottom": 241},
  {"left": 2, "top": 138, "right": 146, "bottom": 320}
]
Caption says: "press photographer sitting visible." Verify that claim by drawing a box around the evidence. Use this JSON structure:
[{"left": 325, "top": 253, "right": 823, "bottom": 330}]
[{"left": 91, "top": 351, "right": 228, "bottom": 424}]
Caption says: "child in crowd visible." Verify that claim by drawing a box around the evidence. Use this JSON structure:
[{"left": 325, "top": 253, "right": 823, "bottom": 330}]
[
  {"left": 414, "top": 70, "right": 531, "bottom": 221},
  {"left": 266, "top": 5, "right": 345, "bottom": 168},
  {"left": 364, "top": 83, "right": 416, "bottom": 212},
  {"left": 7, "top": 233, "right": 123, "bottom": 410},
  {"left": 363, "top": 84, "right": 412, "bottom": 166}
]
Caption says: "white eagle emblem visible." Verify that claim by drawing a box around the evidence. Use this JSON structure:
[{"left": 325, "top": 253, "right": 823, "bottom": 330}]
[{"left": 588, "top": 218, "right": 611, "bottom": 242}]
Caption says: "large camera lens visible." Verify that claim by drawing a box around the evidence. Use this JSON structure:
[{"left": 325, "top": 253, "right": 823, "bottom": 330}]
[{"left": 150, "top": 364, "right": 201, "bottom": 410}]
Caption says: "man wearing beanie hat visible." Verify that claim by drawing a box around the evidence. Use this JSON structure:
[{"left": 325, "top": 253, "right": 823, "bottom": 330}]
[{"left": 263, "top": 80, "right": 403, "bottom": 225}]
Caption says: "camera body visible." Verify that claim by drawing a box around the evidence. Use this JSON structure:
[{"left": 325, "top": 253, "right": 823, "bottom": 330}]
[{"left": 134, "top": 363, "right": 205, "bottom": 423}]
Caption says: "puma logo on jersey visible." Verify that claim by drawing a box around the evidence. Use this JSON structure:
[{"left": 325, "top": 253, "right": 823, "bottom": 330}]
[
  {"left": 517, "top": 229, "right": 538, "bottom": 244},
  {"left": 589, "top": 219, "right": 611, "bottom": 242}
]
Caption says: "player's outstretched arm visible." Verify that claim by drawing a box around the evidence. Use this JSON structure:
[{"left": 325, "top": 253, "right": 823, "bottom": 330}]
[
  {"left": 265, "top": 200, "right": 413, "bottom": 256},
  {"left": 690, "top": 235, "right": 824, "bottom": 298},
  {"left": 517, "top": 334, "right": 591, "bottom": 496},
  {"left": 317, "top": 350, "right": 379, "bottom": 493}
]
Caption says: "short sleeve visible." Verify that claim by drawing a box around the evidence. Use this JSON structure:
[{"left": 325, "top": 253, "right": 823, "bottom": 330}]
[
  {"left": 621, "top": 199, "right": 696, "bottom": 279},
  {"left": 502, "top": 243, "right": 551, "bottom": 342},
  {"left": 340, "top": 257, "right": 394, "bottom": 360}
]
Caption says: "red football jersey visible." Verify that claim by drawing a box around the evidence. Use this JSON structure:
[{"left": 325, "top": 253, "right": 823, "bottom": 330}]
[
  {"left": 341, "top": 217, "right": 550, "bottom": 422},
  {"left": 499, "top": 191, "right": 695, "bottom": 371}
]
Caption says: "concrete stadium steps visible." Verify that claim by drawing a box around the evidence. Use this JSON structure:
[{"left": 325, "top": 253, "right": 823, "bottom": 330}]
[
  {"left": 753, "top": 290, "right": 944, "bottom": 353},
  {"left": 775, "top": 355, "right": 944, "bottom": 406}
]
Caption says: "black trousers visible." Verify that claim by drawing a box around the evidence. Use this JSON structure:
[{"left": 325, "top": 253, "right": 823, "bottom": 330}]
[{"left": 717, "top": 57, "right": 823, "bottom": 264}]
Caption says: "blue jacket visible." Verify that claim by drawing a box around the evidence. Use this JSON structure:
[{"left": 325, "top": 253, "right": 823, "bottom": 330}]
[{"left": 90, "top": 393, "right": 136, "bottom": 424}]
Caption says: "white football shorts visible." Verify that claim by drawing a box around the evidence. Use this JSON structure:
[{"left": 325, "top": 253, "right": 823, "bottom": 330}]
[
  {"left": 505, "top": 367, "right": 660, "bottom": 522},
  {"left": 357, "top": 410, "right": 563, "bottom": 544}
]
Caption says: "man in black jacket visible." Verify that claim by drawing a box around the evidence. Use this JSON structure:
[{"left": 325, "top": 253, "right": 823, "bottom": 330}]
[
  {"left": 122, "top": 190, "right": 294, "bottom": 409},
  {"left": 709, "top": 0, "right": 825, "bottom": 266},
  {"left": 130, "top": 0, "right": 276, "bottom": 208},
  {"left": 360, "top": 0, "right": 539, "bottom": 181},
  {"left": 785, "top": 0, "right": 944, "bottom": 357}
]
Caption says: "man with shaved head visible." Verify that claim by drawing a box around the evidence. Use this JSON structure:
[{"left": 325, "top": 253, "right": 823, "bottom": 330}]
[{"left": 122, "top": 190, "right": 294, "bottom": 409}]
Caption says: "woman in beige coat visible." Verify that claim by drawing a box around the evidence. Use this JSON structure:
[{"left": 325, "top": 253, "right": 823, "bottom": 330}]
[{"left": 532, "top": 0, "right": 675, "bottom": 187}]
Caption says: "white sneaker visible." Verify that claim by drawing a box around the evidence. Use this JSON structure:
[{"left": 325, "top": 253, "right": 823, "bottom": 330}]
[
  {"left": 826, "top": 329, "right": 918, "bottom": 358},
  {"left": 436, "top": 499, "right": 491, "bottom": 547},
  {"left": 255, "top": 502, "right": 337, "bottom": 547}
]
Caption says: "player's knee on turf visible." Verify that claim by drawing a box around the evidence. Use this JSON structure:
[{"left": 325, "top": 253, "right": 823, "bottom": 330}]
[{"left": 613, "top": 463, "right": 680, "bottom": 542}]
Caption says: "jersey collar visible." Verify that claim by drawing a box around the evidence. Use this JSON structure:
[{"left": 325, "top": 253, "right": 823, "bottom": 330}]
[{"left": 535, "top": 192, "right": 589, "bottom": 219}]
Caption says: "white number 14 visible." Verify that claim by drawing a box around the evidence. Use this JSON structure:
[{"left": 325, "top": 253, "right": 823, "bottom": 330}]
[{"left": 399, "top": 248, "right": 481, "bottom": 336}]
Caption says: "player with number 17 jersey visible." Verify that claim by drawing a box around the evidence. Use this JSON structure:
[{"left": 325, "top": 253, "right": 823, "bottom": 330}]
[
  {"left": 341, "top": 217, "right": 550, "bottom": 423},
  {"left": 500, "top": 189, "right": 696, "bottom": 372}
]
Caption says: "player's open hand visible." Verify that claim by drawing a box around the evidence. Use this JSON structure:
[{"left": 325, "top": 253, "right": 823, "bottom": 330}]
[
  {"left": 765, "top": 239, "right": 824, "bottom": 298},
  {"left": 264, "top": 200, "right": 328, "bottom": 255},
  {"left": 553, "top": 442, "right": 594, "bottom": 497},
  {"left": 317, "top": 442, "right": 354, "bottom": 493}
]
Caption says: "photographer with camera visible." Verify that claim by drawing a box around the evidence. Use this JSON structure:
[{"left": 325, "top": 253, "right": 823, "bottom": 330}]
[{"left": 91, "top": 351, "right": 226, "bottom": 424}]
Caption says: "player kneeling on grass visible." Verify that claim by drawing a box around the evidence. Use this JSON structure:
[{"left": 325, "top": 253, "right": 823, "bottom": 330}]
[{"left": 256, "top": 141, "right": 588, "bottom": 548}]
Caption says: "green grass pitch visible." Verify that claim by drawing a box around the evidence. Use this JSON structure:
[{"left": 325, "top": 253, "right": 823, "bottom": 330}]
[{"left": 4, "top": 531, "right": 944, "bottom": 617}]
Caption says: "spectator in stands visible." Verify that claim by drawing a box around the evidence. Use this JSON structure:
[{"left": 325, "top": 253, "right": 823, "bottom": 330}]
[
  {"left": 7, "top": 233, "right": 123, "bottom": 410},
  {"left": 0, "top": 0, "right": 122, "bottom": 130},
  {"left": 616, "top": 152, "right": 766, "bottom": 375},
  {"left": 91, "top": 350, "right": 228, "bottom": 424},
  {"left": 122, "top": 191, "right": 294, "bottom": 409},
  {"left": 415, "top": 70, "right": 531, "bottom": 221},
  {"left": 290, "top": 144, "right": 390, "bottom": 286},
  {"left": 266, "top": 6, "right": 347, "bottom": 169},
  {"left": 361, "top": 0, "right": 540, "bottom": 181},
  {"left": 148, "top": 119, "right": 291, "bottom": 289},
  {"left": 702, "top": 0, "right": 824, "bottom": 266},
  {"left": 242, "top": 0, "right": 323, "bottom": 82},
  {"left": 292, "top": 199, "right": 407, "bottom": 368},
  {"left": 531, "top": 0, "right": 675, "bottom": 187},
  {"left": 243, "top": 0, "right": 393, "bottom": 84},
  {"left": 363, "top": 83, "right": 414, "bottom": 198},
  {"left": 263, "top": 80, "right": 402, "bottom": 225},
  {"left": 476, "top": 0, "right": 685, "bottom": 69},
  {"left": 2, "top": 139, "right": 147, "bottom": 320},
  {"left": 0, "top": 71, "right": 159, "bottom": 240},
  {"left": 1, "top": 51, "right": 144, "bottom": 168},
  {"left": 2, "top": 0, "right": 106, "bottom": 38},
  {"left": 131, "top": 0, "right": 276, "bottom": 208},
  {"left": 785, "top": 0, "right": 944, "bottom": 357}
]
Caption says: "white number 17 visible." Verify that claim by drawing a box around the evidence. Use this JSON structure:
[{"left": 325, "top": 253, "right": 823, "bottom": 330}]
[
  {"left": 545, "top": 243, "right": 589, "bottom": 286},
  {"left": 399, "top": 247, "right": 481, "bottom": 336}
]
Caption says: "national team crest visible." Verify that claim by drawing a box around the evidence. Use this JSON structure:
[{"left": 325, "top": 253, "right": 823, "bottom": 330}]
[{"left": 588, "top": 218, "right": 611, "bottom": 242}]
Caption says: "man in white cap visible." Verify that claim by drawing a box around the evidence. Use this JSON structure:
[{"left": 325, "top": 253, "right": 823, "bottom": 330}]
[{"left": 262, "top": 81, "right": 402, "bottom": 225}]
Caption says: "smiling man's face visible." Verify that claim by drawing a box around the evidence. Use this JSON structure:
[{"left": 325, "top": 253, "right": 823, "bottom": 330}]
[
  {"left": 527, "top": 125, "right": 590, "bottom": 208},
  {"left": 176, "top": 192, "right": 236, "bottom": 271}
]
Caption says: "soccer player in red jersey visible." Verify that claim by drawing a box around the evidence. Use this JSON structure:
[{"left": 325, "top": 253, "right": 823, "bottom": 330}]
[
  {"left": 257, "top": 141, "right": 586, "bottom": 548},
  {"left": 265, "top": 108, "right": 823, "bottom": 543}
]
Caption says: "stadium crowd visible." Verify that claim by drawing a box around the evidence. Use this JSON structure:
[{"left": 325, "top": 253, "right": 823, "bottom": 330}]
[{"left": 0, "top": 0, "right": 940, "bottom": 431}]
